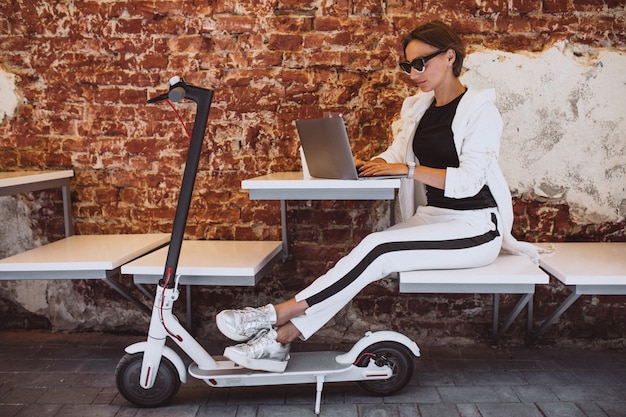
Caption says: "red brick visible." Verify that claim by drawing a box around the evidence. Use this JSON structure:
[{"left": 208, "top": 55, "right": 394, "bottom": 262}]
[{"left": 215, "top": 15, "right": 256, "bottom": 34}]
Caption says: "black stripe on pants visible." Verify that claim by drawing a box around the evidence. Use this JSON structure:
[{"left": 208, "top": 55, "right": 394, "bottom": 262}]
[{"left": 305, "top": 214, "right": 500, "bottom": 307}]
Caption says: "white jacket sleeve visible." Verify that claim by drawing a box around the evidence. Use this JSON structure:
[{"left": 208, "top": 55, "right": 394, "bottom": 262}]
[{"left": 444, "top": 98, "right": 502, "bottom": 198}]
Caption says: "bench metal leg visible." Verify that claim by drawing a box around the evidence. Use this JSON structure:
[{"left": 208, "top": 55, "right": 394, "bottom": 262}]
[
  {"left": 529, "top": 290, "right": 581, "bottom": 343},
  {"left": 492, "top": 293, "right": 534, "bottom": 344},
  {"left": 103, "top": 270, "right": 151, "bottom": 315},
  {"left": 135, "top": 283, "right": 155, "bottom": 302}
]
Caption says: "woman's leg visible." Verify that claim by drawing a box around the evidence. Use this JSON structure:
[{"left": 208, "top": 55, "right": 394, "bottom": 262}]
[{"left": 289, "top": 208, "right": 502, "bottom": 339}]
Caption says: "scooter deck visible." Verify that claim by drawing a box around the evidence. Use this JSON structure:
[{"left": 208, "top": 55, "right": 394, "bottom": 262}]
[{"left": 189, "top": 351, "right": 390, "bottom": 387}]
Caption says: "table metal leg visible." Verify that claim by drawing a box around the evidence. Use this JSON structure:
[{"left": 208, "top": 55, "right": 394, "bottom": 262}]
[
  {"left": 61, "top": 179, "right": 73, "bottom": 237},
  {"left": 280, "top": 199, "right": 288, "bottom": 261},
  {"left": 186, "top": 285, "right": 193, "bottom": 333}
]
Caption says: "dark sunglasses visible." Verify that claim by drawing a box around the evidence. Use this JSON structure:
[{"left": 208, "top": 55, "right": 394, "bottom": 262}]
[{"left": 399, "top": 50, "right": 446, "bottom": 74}]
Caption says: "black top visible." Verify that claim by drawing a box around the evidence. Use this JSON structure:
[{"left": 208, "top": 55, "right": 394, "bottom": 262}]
[{"left": 412, "top": 92, "right": 497, "bottom": 210}]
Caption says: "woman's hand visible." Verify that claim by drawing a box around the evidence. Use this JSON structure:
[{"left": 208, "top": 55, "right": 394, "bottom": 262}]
[{"left": 358, "top": 160, "right": 408, "bottom": 177}]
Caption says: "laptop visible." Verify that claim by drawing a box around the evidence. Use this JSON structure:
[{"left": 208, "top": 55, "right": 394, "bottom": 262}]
[{"left": 295, "top": 117, "right": 405, "bottom": 180}]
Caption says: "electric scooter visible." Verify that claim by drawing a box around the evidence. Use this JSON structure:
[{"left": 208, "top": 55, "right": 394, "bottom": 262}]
[{"left": 114, "top": 77, "right": 421, "bottom": 415}]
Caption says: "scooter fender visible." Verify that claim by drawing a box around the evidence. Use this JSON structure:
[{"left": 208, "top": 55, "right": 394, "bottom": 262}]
[
  {"left": 334, "top": 331, "right": 421, "bottom": 365},
  {"left": 125, "top": 341, "right": 187, "bottom": 384}
]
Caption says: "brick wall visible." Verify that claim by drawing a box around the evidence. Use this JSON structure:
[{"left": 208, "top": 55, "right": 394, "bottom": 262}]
[{"left": 0, "top": 0, "right": 624, "bottom": 345}]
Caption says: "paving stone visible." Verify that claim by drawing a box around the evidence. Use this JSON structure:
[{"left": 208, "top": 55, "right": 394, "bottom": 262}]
[
  {"left": 453, "top": 370, "right": 527, "bottom": 386},
  {"left": 576, "top": 402, "right": 611, "bottom": 417},
  {"left": 257, "top": 404, "right": 318, "bottom": 417},
  {"left": 54, "top": 404, "right": 124, "bottom": 417},
  {"left": 537, "top": 402, "right": 587, "bottom": 417},
  {"left": 437, "top": 386, "right": 502, "bottom": 403},
  {"left": 358, "top": 404, "right": 403, "bottom": 416},
  {"left": 225, "top": 386, "right": 285, "bottom": 405},
  {"left": 550, "top": 385, "right": 621, "bottom": 402},
  {"left": 397, "top": 404, "right": 421, "bottom": 417},
  {"left": 384, "top": 386, "right": 440, "bottom": 404},
  {"left": 1, "top": 387, "right": 47, "bottom": 404},
  {"left": 418, "top": 403, "right": 461, "bottom": 417},
  {"left": 13, "top": 403, "right": 62, "bottom": 417},
  {"left": 456, "top": 403, "right": 481, "bottom": 417},
  {"left": 513, "top": 385, "right": 561, "bottom": 402},
  {"left": 476, "top": 402, "right": 543, "bottom": 417},
  {"left": 493, "top": 385, "right": 520, "bottom": 402},
  {"left": 573, "top": 369, "right": 622, "bottom": 385},
  {"left": 0, "top": 404, "right": 21, "bottom": 417},
  {"left": 196, "top": 405, "right": 238, "bottom": 417},
  {"left": 415, "top": 370, "right": 456, "bottom": 386},
  {"left": 522, "top": 368, "right": 583, "bottom": 385},
  {"left": 230, "top": 405, "right": 258, "bottom": 417},
  {"left": 597, "top": 402, "right": 626, "bottom": 417},
  {"left": 133, "top": 404, "right": 200, "bottom": 416},
  {"left": 35, "top": 387, "right": 101, "bottom": 405},
  {"left": 108, "top": 406, "right": 139, "bottom": 417}
]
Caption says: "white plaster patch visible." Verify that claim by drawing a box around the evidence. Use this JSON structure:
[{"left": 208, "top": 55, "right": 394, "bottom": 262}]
[
  {"left": 0, "top": 68, "right": 18, "bottom": 121},
  {"left": 463, "top": 42, "right": 626, "bottom": 223}
]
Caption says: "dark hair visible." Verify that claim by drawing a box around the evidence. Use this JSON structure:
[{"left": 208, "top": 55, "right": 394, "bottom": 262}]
[{"left": 402, "top": 20, "right": 466, "bottom": 77}]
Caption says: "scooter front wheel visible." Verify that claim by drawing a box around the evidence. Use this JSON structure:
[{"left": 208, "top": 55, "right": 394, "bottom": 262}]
[
  {"left": 355, "top": 341, "right": 415, "bottom": 396},
  {"left": 115, "top": 352, "right": 181, "bottom": 407}
]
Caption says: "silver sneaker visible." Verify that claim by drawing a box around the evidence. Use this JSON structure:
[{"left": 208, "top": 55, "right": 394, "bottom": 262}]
[
  {"left": 224, "top": 328, "right": 290, "bottom": 373},
  {"left": 216, "top": 304, "right": 277, "bottom": 342}
]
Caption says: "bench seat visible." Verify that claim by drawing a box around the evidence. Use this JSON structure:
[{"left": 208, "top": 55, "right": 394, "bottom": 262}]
[
  {"left": 399, "top": 253, "right": 548, "bottom": 343},
  {"left": 0, "top": 234, "right": 170, "bottom": 313},
  {"left": 122, "top": 240, "right": 283, "bottom": 287},
  {"left": 121, "top": 240, "right": 283, "bottom": 330},
  {"left": 531, "top": 242, "right": 626, "bottom": 341}
]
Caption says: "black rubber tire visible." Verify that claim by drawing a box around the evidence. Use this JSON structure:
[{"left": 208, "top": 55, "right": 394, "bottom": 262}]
[
  {"left": 355, "top": 341, "right": 415, "bottom": 396},
  {"left": 115, "top": 352, "right": 181, "bottom": 407}
]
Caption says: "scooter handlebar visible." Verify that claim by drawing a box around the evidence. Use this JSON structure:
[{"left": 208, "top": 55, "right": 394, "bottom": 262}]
[
  {"left": 168, "top": 86, "right": 186, "bottom": 103},
  {"left": 147, "top": 76, "right": 187, "bottom": 103}
]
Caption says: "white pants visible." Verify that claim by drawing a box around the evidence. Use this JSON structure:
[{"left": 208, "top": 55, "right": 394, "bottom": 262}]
[{"left": 290, "top": 206, "right": 503, "bottom": 340}]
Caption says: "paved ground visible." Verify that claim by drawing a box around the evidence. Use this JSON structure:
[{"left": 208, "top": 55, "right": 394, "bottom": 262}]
[{"left": 0, "top": 330, "right": 624, "bottom": 417}]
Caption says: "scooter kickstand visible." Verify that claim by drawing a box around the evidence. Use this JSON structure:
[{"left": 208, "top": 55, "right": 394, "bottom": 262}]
[{"left": 315, "top": 374, "right": 324, "bottom": 415}]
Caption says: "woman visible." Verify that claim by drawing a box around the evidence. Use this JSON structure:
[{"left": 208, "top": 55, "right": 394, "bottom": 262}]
[{"left": 216, "top": 20, "right": 538, "bottom": 373}]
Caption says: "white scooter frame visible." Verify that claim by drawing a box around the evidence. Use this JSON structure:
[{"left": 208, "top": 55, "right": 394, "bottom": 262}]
[
  {"left": 118, "top": 282, "right": 420, "bottom": 414},
  {"left": 114, "top": 78, "right": 421, "bottom": 415}
]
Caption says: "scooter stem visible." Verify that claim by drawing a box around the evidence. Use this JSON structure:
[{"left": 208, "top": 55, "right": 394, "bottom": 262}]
[{"left": 158, "top": 79, "right": 214, "bottom": 289}]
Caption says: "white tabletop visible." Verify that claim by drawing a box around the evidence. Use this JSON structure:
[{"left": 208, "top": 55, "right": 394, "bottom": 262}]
[
  {"left": 537, "top": 242, "right": 626, "bottom": 285},
  {"left": 0, "top": 234, "right": 170, "bottom": 274},
  {"left": 242, "top": 172, "right": 400, "bottom": 200},
  {"left": 0, "top": 170, "right": 74, "bottom": 188},
  {"left": 123, "top": 240, "right": 283, "bottom": 286}
]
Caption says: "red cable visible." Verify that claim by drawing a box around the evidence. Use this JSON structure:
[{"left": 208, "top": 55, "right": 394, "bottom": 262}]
[
  {"left": 166, "top": 99, "right": 192, "bottom": 142},
  {"left": 159, "top": 267, "right": 183, "bottom": 342}
]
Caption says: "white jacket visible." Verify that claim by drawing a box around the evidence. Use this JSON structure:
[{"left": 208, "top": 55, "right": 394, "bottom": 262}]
[{"left": 375, "top": 88, "right": 539, "bottom": 262}]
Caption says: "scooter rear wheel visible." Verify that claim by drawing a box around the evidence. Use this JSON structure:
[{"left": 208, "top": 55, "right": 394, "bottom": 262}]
[
  {"left": 115, "top": 352, "right": 181, "bottom": 407},
  {"left": 355, "top": 341, "right": 415, "bottom": 396}
]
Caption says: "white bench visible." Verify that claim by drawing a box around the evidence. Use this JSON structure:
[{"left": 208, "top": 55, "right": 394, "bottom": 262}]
[
  {"left": 399, "top": 253, "right": 549, "bottom": 343},
  {"left": 0, "top": 234, "right": 170, "bottom": 314},
  {"left": 121, "top": 240, "right": 283, "bottom": 329},
  {"left": 530, "top": 242, "right": 626, "bottom": 342}
]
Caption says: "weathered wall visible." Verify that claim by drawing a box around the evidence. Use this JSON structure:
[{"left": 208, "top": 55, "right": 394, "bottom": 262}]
[{"left": 0, "top": 0, "right": 624, "bottom": 347}]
